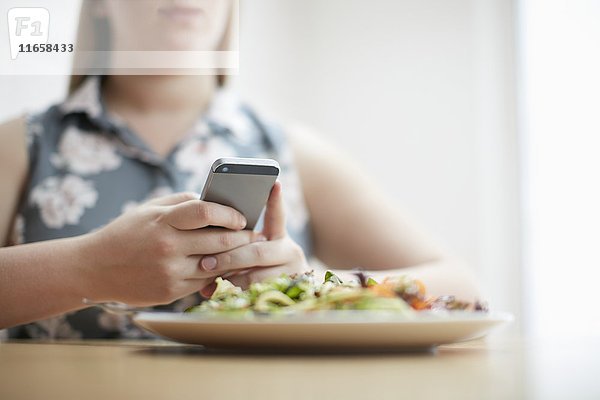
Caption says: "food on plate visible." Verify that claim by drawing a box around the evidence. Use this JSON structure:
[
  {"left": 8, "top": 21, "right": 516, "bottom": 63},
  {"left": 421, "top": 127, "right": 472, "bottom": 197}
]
[{"left": 185, "top": 271, "right": 487, "bottom": 315}]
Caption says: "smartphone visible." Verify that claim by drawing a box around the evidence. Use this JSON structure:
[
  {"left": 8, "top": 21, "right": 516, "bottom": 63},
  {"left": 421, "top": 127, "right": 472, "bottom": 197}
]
[{"left": 200, "top": 157, "right": 280, "bottom": 230}]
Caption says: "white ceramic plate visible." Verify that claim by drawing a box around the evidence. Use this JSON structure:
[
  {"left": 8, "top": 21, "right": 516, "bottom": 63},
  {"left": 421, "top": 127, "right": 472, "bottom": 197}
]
[{"left": 133, "top": 311, "right": 512, "bottom": 350}]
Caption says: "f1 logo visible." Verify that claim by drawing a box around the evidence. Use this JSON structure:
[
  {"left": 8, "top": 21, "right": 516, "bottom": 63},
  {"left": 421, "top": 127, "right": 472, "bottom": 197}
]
[{"left": 7, "top": 8, "right": 50, "bottom": 60}]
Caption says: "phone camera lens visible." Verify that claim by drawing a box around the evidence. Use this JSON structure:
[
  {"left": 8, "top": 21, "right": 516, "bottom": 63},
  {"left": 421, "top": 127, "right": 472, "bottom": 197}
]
[{"left": 222, "top": 167, "right": 229, "bottom": 173}]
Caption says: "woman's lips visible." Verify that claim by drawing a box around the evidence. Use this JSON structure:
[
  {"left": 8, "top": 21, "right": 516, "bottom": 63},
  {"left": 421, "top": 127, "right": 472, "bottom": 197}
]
[{"left": 157, "top": 6, "right": 204, "bottom": 23}]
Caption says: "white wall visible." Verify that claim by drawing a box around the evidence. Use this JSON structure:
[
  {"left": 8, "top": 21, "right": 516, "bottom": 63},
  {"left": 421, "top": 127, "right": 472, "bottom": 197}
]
[
  {"left": 0, "top": 0, "right": 520, "bottom": 325},
  {"left": 519, "top": 0, "right": 600, "bottom": 337},
  {"left": 236, "top": 0, "right": 520, "bottom": 323},
  {"left": 0, "top": 0, "right": 79, "bottom": 117}
]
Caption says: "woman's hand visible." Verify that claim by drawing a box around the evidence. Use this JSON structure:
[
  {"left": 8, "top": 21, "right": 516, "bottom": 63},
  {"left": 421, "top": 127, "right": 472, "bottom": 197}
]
[
  {"left": 81, "top": 192, "right": 262, "bottom": 306},
  {"left": 199, "top": 182, "right": 314, "bottom": 295}
]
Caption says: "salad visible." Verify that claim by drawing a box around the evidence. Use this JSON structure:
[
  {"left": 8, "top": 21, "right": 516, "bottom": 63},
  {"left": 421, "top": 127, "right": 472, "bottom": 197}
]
[{"left": 186, "top": 271, "right": 487, "bottom": 315}]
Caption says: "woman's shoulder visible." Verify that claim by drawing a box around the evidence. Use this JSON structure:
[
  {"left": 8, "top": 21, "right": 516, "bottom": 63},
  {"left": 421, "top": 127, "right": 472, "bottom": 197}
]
[
  {"left": 0, "top": 115, "right": 27, "bottom": 167},
  {"left": 25, "top": 104, "right": 64, "bottom": 134},
  {"left": 228, "top": 96, "right": 332, "bottom": 156},
  {"left": 0, "top": 103, "right": 68, "bottom": 183},
  {"left": 0, "top": 115, "right": 26, "bottom": 135},
  {"left": 206, "top": 89, "right": 288, "bottom": 150},
  {"left": 0, "top": 115, "right": 29, "bottom": 246}
]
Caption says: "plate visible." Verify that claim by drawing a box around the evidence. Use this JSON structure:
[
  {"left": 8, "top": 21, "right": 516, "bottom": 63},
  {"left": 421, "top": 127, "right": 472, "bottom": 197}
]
[{"left": 133, "top": 311, "right": 512, "bottom": 350}]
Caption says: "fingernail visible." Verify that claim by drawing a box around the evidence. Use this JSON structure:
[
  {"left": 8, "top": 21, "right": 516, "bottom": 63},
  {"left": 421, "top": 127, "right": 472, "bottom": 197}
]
[
  {"left": 200, "top": 281, "right": 217, "bottom": 298},
  {"left": 201, "top": 256, "right": 218, "bottom": 271},
  {"left": 240, "top": 216, "right": 247, "bottom": 228},
  {"left": 256, "top": 234, "right": 267, "bottom": 242}
]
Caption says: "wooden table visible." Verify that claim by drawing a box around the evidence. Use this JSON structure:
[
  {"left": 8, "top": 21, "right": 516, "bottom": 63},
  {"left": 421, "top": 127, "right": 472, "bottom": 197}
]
[{"left": 1, "top": 336, "right": 598, "bottom": 400}]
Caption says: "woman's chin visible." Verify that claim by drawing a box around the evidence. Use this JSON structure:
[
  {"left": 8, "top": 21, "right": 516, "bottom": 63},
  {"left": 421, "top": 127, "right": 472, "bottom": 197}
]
[{"left": 159, "top": 36, "right": 220, "bottom": 52}]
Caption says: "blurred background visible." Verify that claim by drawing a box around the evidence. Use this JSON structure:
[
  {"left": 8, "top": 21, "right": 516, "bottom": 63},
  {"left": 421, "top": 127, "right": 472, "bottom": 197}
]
[{"left": 1, "top": 0, "right": 599, "bottom": 338}]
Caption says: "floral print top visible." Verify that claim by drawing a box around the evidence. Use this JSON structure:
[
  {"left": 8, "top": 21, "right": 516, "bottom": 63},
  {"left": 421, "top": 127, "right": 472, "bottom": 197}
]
[{"left": 2, "top": 76, "right": 313, "bottom": 340}]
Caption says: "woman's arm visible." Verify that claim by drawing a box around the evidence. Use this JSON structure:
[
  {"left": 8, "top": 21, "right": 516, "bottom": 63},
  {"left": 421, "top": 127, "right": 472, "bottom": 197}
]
[
  {"left": 0, "top": 117, "right": 28, "bottom": 246},
  {"left": 0, "top": 118, "right": 88, "bottom": 328},
  {"left": 0, "top": 236, "right": 100, "bottom": 328},
  {"left": 0, "top": 118, "right": 270, "bottom": 329},
  {"left": 287, "top": 125, "right": 481, "bottom": 300},
  {"left": 0, "top": 193, "right": 269, "bottom": 329},
  {"left": 0, "top": 119, "right": 93, "bottom": 327}
]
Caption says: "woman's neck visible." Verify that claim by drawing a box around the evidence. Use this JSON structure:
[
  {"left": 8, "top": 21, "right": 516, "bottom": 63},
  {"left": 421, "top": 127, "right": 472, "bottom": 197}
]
[
  {"left": 101, "top": 75, "right": 218, "bottom": 157},
  {"left": 103, "top": 75, "right": 216, "bottom": 114}
]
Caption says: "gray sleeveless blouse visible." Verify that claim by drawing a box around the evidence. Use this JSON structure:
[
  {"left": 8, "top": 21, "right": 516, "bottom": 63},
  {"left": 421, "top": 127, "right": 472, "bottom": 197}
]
[{"left": 3, "top": 77, "right": 313, "bottom": 340}]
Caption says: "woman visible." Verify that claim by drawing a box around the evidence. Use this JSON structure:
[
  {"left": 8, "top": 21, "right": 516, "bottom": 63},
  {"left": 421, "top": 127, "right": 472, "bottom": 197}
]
[{"left": 0, "top": 0, "right": 479, "bottom": 339}]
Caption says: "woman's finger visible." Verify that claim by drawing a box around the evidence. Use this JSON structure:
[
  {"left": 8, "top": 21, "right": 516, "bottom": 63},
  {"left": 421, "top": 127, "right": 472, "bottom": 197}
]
[
  {"left": 173, "top": 258, "right": 233, "bottom": 281},
  {"left": 145, "top": 192, "right": 199, "bottom": 206},
  {"left": 226, "top": 264, "right": 308, "bottom": 289},
  {"left": 225, "top": 267, "right": 280, "bottom": 289},
  {"left": 199, "top": 238, "right": 302, "bottom": 272},
  {"left": 199, "top": 281, "right": 217, "bottom": 298},
  {"left": 176, "top": 228, "right": 261, "bottom": 256},
  {"left": 262, "top": 181, "right": 286, "bottom": 240},
  {"left": 222, "top": 271, "right": 254, "bottom": 290},
  {"left": 165, "top": 200, "right": 247, "bottom": 230},
  {"left": 179, "top": 278, "right": 214, "bottom": 299},
  {"left": 197, "top": 270, "right": 245, "bottom": 297}
]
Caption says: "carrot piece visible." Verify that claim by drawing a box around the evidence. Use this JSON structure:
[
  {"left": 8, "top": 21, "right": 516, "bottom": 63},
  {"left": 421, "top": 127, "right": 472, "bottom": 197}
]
[{"left": 369, "top": 283, "right": 396, "bottom": 298}]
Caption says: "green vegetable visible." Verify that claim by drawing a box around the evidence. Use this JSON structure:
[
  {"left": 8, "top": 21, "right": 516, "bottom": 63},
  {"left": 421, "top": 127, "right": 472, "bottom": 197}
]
[
  {"left": 185, "top": 271, "right": 417, "bottom": 316},
  {"left": 211, "top": 277, "right": 242, "bottom": 300},
  {"left": 285, "top": 285, "right": 303, "bottom": 299},
  {"left": 324, "top": 270, "right": 343, "bottom": 284},
  {"left": 255, "top": 290, "right": 296, "bottom": 312}
]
